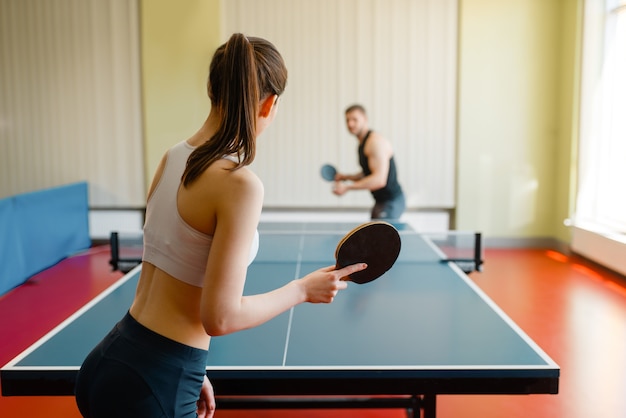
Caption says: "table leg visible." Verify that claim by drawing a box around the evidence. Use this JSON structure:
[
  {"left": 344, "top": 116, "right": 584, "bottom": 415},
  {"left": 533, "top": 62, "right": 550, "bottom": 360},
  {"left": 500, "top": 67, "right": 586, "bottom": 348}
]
[{"left": 422, "top": 394, "right": 436, "bottom": 418}]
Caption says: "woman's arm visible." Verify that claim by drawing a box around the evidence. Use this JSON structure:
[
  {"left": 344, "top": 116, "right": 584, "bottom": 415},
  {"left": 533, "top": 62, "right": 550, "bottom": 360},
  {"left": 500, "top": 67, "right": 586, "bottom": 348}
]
[{"left": 199, "top": 168, "right": 365, "bottom": 336}]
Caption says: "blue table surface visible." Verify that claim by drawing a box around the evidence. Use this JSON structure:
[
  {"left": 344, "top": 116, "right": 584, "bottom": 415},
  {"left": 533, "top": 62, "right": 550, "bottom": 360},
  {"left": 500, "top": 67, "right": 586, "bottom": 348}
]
[{"left": 7, "top": 222, "right": 558, "bottom": 378}]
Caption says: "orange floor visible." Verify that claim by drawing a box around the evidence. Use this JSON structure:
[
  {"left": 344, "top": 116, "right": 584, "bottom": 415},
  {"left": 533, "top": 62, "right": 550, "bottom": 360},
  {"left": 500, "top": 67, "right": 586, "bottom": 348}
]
[{"left": 1, "top": 247, "right": 625, "bottom": 418}]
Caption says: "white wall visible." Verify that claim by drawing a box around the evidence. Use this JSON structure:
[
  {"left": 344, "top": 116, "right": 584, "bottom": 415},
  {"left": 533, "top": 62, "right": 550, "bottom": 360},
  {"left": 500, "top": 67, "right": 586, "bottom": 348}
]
[
  {"left": 0, "top": 0, "right": 145, "bottom": 207},
  {"left": 223, "top": 0, "right": 458, "bottom": 210},
  {"left": 456, "top": 0, "right": 578, "bottom": 239}
]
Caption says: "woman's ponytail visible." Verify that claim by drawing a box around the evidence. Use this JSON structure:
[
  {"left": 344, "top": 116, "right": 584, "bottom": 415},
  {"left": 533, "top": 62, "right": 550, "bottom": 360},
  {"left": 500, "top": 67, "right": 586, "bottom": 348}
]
[{"left": 183, "top": 34, "right": 287, "bottom": 186}]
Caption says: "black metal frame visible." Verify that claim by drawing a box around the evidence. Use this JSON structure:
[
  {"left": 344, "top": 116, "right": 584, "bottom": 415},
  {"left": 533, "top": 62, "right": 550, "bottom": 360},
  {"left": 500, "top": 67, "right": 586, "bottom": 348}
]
[
  {"left": 429, "top": 232, "right": 484, "bottom": 273},
  {"left": 109, "top": 231, "right": 142, "bottom": 273},
  {"left": 215, "top": 395, "right": 431, "bottom": 418}
]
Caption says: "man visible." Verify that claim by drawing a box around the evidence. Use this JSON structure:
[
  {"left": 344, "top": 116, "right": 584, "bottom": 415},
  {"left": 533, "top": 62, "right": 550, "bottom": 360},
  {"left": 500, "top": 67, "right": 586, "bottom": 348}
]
[{"left": 333, "top": 104, "right": 405, "bottom": 220}]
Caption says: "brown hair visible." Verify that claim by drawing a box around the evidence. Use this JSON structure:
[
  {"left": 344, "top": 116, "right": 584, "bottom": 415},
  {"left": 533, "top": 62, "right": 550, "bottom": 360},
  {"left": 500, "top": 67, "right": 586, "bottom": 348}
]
[
  {"left": 182, "top": 34, "right": 288, "bottom": 186},
  {"left": 345, "top": 104, "right": 367, "bottom": 116}
]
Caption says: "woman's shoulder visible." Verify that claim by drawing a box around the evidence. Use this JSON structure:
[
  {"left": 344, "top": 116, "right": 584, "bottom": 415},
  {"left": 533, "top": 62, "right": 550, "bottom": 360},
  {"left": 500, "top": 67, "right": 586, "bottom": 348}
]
[
  {"left": 177, "top": 158, "right": 263, "bottom": 233},
  {"left": 197, "top": 159, "right": 264, "bottom": 201}
]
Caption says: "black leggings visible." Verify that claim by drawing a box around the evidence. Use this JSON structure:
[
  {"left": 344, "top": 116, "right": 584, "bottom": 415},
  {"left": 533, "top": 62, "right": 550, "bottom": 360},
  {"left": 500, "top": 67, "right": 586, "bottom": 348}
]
[{"left": 75, "top": 312, "right": 208, "bottom": 418}]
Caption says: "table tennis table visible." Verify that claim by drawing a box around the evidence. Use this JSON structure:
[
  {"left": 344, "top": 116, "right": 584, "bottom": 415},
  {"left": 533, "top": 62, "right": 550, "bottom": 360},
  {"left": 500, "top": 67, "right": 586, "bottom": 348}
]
[{"left": 1, "top": 222, "right": 559, "bottom": 417}]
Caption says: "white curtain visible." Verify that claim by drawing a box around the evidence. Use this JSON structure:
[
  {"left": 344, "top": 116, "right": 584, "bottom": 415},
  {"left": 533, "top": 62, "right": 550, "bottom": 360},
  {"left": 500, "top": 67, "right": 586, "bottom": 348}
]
[
  {"left": 222, "top": 0, "right": 458, "bottom": 209},
  {"left": 577, "top": 0, "right": 626, "bottom": 231}
]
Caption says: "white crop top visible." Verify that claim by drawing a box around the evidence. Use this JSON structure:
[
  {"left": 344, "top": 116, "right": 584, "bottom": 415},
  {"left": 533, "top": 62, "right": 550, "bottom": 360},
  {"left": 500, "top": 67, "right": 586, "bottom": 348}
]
[{"left": 142, "top": 141, "right": 259, "bottom": 287}]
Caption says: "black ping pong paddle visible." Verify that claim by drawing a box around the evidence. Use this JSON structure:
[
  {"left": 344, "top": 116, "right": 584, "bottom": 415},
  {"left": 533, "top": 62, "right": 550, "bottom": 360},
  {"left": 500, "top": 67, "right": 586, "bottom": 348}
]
[
  {"left": 335, "top": 221, "right": 401, "bottom": 284},
  {"left": 320, "top": 164, "right": 337, "bottom": 181}
]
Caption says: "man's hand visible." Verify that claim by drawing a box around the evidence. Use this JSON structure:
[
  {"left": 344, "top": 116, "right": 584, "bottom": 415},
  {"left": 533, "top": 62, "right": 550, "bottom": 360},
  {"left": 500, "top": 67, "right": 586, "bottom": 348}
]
[{"left": 332, "top": 181, "right": 349, "bottom": 196}]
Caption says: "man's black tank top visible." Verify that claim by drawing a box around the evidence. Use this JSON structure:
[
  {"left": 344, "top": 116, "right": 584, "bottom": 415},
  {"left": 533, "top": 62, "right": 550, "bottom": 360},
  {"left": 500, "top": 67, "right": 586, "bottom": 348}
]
[{"left": 358, "top": 131, "right": 403, "bottom": 202}]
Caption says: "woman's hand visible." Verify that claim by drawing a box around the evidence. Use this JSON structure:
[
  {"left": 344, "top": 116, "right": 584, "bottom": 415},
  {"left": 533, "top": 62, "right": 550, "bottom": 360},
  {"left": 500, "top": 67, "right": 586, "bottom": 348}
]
[
  {"left": 298, "top": 263, "right": 367, "bottom": 303},
  {"left": 196, "top": 375, "right": 216, "bottom": 418}
]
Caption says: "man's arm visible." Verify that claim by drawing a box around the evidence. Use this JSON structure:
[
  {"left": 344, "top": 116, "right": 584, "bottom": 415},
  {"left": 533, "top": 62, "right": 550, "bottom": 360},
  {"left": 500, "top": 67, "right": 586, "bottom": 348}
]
[
  {"left": 335, "top": 172, "right": 364, "bottom": 182},
  {"left": 333, "top": 133, "right": 392, "bottom": 195}
]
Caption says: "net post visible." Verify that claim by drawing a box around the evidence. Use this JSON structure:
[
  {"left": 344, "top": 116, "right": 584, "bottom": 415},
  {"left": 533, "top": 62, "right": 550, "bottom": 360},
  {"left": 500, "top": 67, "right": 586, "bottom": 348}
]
[
  {"left": 109, "top": 231, "right": 120, "bottom": 271},
  {"left": 474, "top": 232, "right": 483, "bottom": 272}
]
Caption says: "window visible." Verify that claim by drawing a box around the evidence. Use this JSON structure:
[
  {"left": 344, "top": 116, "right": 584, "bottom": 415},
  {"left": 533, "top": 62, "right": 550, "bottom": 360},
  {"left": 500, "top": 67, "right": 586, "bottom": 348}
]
[{"left": 577, "top": 0, "right": 626, "bottom": 232}]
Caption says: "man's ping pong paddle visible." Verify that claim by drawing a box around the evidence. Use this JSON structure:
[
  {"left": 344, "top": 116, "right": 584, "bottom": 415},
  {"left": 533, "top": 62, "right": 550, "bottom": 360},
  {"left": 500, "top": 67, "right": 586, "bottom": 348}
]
[
  {"left": 335, "top": 221, "right": 401, "bottom": 284},
  {"left": 320, "top": 164, "right": 337, "bottom": 181}
]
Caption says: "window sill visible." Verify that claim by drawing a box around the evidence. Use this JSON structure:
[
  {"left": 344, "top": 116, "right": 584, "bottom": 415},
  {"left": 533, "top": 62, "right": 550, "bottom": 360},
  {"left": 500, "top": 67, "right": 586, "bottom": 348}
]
[{"left": 571, "top": 223, "right": 626, "bottom": 277}]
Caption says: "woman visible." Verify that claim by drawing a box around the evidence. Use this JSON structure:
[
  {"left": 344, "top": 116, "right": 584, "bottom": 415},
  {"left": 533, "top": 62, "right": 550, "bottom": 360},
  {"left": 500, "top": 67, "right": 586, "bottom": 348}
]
[{"left": 74, "top": 33, "right": 366, "bottom": 418}]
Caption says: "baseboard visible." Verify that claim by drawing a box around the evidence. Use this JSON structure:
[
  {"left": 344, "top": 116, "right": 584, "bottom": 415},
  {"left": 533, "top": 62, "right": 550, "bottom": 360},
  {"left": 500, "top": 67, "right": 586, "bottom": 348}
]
[
  {"left": 482, "top": 236, "right": 564, "bottom": 250},
  {"left": 88, "top": 208, "right": 452, "bottom": 241},
  {"left": 89, "top": 208, "right": 144, "bottom": 240},
  {"left": 259, "top": 209, "right": 451, "bottom": 232}
]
